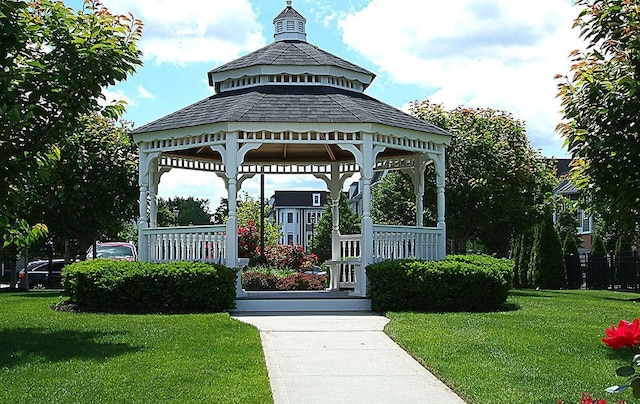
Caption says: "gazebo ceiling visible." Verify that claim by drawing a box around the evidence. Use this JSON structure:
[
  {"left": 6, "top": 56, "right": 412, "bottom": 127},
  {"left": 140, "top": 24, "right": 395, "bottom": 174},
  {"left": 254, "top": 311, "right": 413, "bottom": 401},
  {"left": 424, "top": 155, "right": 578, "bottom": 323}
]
[{"left": 162, "top": 141, "right": 420, "bottom": 165}]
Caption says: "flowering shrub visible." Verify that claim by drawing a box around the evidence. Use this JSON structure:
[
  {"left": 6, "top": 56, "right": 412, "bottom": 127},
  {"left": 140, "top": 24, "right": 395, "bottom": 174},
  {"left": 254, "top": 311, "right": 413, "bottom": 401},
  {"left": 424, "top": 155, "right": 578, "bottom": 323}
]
[
  {"left": 276, "top": 272, "right": 326, "bottom": 290},
  {"left": 602, "top": 319, "right": 640, "bottom": 352},
  {"left": 265, "top": 244, "right": 318, "bottom": 271},
  {"left": 238, "top": 220, "right": 260, "bottom": 263},
  {"left": 242, "top": 268, "right": 326, "bottom": 291},
  {"left": 242, "top": 271, "right": 278, "bottom": 290}
]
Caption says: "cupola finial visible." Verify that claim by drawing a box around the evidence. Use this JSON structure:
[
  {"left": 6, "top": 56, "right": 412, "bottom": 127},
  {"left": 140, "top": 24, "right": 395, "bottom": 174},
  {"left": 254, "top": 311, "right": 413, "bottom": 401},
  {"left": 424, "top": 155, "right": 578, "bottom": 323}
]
[{"left": 273, "top": 1, "right": 307, "bottom": 42}]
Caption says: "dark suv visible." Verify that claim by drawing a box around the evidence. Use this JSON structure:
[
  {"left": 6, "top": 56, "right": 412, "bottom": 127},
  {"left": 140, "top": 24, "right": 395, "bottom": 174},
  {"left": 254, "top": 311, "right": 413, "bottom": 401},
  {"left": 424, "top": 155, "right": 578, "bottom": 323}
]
[{"left": 18, "top": 259, "right": 67, "bottom": 289}]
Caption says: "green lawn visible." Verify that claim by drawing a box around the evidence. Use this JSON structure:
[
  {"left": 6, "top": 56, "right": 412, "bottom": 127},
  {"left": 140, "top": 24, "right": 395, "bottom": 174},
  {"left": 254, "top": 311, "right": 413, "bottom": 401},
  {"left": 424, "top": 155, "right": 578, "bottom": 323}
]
[
  {"left": 0, "top": 291, "right": 272, "bottom": 404},
  {"left": 385, "top": 289, "right": 640, "bottom": 403}
]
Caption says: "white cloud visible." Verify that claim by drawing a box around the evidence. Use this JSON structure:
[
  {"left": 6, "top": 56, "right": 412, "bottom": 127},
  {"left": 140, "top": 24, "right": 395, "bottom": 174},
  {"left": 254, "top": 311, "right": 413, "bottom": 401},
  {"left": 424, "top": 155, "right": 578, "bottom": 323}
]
[
  {"left": 137, "top": 85, "right": 154, "bottom": 99},
  {"left": 102, "top": 0, "right": 266, "bottom": 65},
  {"left": 101, "top": 88, "right": 132, "bottom": 107},
  {"left": 338, "top": 0, "right": 585, "bottom": 156}
]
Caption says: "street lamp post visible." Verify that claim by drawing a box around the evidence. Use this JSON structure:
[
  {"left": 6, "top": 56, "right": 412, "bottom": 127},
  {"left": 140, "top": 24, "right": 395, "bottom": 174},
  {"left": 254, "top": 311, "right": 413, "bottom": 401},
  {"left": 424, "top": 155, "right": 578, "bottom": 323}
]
[{"left": 172, "top": 207, "right": 180, "bottom": 226}]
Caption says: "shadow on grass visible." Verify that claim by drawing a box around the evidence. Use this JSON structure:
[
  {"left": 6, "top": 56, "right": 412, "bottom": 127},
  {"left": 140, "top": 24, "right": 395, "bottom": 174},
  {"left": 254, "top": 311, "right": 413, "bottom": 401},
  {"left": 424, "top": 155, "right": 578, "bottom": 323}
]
[{"left": 0, "top": 327, "right": 142, "bottom": 369}]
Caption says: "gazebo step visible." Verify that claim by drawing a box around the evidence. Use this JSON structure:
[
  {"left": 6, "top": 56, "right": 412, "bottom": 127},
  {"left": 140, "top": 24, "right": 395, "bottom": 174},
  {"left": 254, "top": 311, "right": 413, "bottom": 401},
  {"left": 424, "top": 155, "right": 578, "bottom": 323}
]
[{"left": 232, "top": 291, "right": 371, "bottom": 312}]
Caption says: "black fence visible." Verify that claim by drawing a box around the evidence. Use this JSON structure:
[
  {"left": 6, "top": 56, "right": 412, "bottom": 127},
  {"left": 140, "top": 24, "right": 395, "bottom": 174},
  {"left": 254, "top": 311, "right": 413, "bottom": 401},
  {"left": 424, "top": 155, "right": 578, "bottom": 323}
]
[{"left": 574, "top": 251, "right": 640, "bottom": 290}]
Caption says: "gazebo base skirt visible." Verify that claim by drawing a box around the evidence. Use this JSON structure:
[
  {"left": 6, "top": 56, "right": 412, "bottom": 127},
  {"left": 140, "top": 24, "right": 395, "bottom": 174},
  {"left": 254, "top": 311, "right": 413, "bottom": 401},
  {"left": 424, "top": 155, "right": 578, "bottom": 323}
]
[{"left": 232, "top": 290, "right": 371, "bottom": 313}]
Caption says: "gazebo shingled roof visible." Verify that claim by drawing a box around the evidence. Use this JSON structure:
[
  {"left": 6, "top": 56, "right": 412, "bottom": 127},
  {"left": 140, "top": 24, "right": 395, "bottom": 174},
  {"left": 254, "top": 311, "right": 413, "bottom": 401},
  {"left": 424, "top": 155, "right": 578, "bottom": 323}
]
[
  {"left": 133, "top": 85, "right": 448, "bottom": 136},
  {"left": 207, "top": 41, "right": 374, "bottom": 79}
]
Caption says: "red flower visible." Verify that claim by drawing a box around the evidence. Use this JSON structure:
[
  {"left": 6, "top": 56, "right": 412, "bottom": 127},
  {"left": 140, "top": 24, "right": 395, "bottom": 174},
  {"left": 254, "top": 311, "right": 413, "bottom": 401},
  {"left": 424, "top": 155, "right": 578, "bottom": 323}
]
[{"left": 601, "top": 318, "right": 640, "bottom": 351}]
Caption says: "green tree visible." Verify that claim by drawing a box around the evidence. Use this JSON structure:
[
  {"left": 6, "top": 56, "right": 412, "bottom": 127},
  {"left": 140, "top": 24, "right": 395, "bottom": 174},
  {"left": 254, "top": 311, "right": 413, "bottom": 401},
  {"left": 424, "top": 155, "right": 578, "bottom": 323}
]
[
  {"left": 164, "top": 197, "right": 212, "bottom": 226},
  {"left": 156, "top": 199, "right": 175, "bottom": 227},
  {"left": 212, "top": 198, "right": 228, "bottom": 225},
  {"left": 530, "top": 211, "right": 567, "bottom": 289},
  {"left": 410, "top": 101, "right": 555, "bottom": 256},
  {"left": 556, "top": 0, "right": 640, "bottom": 232},
  {"left": 23, "top": 113, "right": 138, "bottom": 258},
  {"left": 1, "top": 0, "right": 142, "bottom": 249},
  {"left": 513, "top": 226, "right": 535, "bottom": 288},
  {"left": 311, "top": 194, "right": 361, "bottom": 263},
  {"left": 371, "top": 171, "right": 416, "bottom": 226}
]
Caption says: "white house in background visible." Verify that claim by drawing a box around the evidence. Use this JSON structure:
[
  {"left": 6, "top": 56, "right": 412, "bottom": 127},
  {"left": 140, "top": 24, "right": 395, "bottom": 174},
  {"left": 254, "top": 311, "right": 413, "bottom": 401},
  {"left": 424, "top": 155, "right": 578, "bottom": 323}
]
[
  {"left": 553, "top": 158, "right": 593, "bottom": 251},
  {"left": 269, "top": 190, "right": 328, "bottom": 250}
]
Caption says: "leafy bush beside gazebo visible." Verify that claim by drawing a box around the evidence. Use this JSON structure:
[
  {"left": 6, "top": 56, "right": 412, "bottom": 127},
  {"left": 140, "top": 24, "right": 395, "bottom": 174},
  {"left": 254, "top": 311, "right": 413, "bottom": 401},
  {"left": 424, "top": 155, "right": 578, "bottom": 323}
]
[{"left": 366, "top": 255, "right": 513, "bottom": 312}]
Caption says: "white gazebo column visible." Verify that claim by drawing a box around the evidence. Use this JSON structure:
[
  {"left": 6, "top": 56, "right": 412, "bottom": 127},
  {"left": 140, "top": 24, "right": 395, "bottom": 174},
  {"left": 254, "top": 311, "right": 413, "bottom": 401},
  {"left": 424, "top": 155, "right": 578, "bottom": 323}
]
[
  {"left": 221, "top": 132, "right": 243, "bottom": 295},
  {"left": 410, "top": 155, "right": 428, "bottom": 227},
  {"left": 149, "top": 159, "right": 159, "bottom": 228},
  {"left": 356, "top": 135, "right": 375, "bottom": 297},
  {"left": 137, "top": 148, "right": 158, "bottom": 262},
  {"left": 433, "top": 148, "right": 446, "bottom": 260}
]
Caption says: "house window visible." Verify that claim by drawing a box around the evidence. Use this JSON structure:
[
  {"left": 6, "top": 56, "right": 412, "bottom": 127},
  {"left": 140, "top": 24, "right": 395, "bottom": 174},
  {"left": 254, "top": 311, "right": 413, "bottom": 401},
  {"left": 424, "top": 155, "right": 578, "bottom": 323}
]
[
  {"left": 287, "top": 20, "right": 295, "bottom": 31},
  {"left": 276, "top": 21, "right": 283, "bottom": 33},
  {"left": 580, "top": 209, "right": 591, "bottom": 233},
  {"left": 287, "top": 233, "right": 294, "bottom": 245},
  {"left": 313, "top": 193, "right": 321, "bottom": 207},
  {"left": 287, "top": 212, "right": 294, "bottom": 223},
  {"left": 307, "top": 211, "right": 321, "bottom": 224}
]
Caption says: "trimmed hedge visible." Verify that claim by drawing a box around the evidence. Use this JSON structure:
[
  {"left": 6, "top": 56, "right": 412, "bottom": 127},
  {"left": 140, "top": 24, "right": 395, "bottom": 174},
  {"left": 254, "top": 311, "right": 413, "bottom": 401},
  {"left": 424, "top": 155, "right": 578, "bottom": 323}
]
[
  {"left": 366, "top": 254, "right": 513, "bottom": 312},
  {"left": 62, "top": 260, "right": 237, "bottom": 313}
]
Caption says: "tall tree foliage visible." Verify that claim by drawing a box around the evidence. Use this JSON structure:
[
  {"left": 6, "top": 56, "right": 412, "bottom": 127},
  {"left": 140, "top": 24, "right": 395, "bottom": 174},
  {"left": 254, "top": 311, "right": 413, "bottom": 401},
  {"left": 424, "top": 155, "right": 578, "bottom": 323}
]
[
  {"left": 0, "top": 0, "right": 143, "bottom": 249},
  {"left": 556, "top": 0, "right": 640, "bottom": 233},
  {"left": 371, "top": 171, "right": 417, "bottom": 226},
  {"left": 529, "top": 210, "right": 567, "bottom": 289},
  {"left": 23, "top": 113, "right": 138, "bottom": 257},
  {"left": 164, "top": 197, "right": 213, "bottom": 227},
  {"left": 410, "top": 101, "right": 555, "bottom": 256},
  {"left": 311, "top": 194, "right": 361, "bottom": 263}
]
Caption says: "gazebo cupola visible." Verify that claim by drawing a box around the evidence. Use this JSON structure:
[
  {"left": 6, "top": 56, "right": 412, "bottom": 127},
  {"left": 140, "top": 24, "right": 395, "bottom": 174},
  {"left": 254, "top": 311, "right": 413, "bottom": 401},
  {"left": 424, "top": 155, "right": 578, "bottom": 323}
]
[{"left": 273, "top": 0, "right": 307, "bottom": 42}]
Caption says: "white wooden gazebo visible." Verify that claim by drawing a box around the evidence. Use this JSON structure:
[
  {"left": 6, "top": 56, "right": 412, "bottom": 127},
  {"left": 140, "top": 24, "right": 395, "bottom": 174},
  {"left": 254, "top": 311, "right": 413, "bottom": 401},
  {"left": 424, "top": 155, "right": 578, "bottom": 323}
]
[{"left": 132, "top": 1, "right": 451, "bottom": 303}]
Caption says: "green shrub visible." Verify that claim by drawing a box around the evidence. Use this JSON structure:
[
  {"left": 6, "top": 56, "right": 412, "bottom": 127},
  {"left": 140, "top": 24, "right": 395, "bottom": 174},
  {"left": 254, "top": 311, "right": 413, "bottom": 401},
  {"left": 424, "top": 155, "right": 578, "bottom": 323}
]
[
  {"left": 366, "top": 254, "right": 513, "bottom": 312},
  {"left": 62, "top": 260, "right": 237, "bottom": 313}
]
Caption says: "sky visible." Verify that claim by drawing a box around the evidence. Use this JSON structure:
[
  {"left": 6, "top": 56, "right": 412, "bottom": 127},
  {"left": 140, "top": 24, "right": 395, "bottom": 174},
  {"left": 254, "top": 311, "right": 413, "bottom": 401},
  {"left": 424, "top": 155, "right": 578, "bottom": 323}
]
[{"left": 69, "top": 0, "right": 584, "bottom": 211}]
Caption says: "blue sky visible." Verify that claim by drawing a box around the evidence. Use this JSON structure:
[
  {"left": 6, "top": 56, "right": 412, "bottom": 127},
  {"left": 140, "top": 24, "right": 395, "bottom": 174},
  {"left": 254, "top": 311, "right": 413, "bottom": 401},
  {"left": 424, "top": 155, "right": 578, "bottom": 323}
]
[{"left": 70, "top": 0, "right": 583, "bottom": 210}]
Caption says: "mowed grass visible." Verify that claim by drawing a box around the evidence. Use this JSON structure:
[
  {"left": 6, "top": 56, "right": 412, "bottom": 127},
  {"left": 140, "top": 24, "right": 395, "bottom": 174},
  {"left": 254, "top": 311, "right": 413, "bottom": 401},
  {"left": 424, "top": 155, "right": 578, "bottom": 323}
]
[
  {"left": 385, "top": 289, "right": 640, "bottom": 404},
  {"left": 0, "top": 291, "right": 272, "bottom": 404}
]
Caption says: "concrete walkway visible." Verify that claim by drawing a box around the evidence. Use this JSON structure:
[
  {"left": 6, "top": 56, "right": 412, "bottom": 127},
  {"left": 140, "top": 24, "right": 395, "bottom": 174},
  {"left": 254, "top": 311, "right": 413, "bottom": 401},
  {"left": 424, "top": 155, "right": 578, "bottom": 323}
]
[{"left": 232, "top": 312, "right": 466, "bottom": 404}]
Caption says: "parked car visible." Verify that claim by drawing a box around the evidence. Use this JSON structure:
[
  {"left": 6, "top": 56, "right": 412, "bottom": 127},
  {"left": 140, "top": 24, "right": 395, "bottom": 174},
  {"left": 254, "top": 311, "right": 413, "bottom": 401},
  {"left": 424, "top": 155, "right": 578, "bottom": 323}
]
[
  {"left": 18, "top": 259, "right": 67, "bottom": 289},
  {"left": 85, "top": 242, "right": 137, "bottom": 261},
  {"left": 304, "top": 265, "right": 327, "bottom": 276}
]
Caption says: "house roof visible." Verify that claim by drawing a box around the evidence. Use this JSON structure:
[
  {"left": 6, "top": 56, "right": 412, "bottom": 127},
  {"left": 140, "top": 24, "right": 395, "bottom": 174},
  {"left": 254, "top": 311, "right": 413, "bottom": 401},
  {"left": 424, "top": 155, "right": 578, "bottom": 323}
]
[
  {"left": 208, "top": 40, "right": 374, "bottom": 78},
  {"left": 270, "top": 190, "right": 328, "bottom": 207},
  {"left": 132, "top": 85, "right": 450, "bottom": 136},
  {"left": 554, "top": 158, "right": 572, "bottom": 177}
]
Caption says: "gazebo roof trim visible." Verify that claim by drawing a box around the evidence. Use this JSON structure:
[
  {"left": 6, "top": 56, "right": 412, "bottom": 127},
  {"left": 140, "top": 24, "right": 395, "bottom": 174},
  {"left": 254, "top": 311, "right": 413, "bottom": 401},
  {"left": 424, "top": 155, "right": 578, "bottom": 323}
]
[{"left": 132, "top": 85, "right": 451, "bottom": 138}]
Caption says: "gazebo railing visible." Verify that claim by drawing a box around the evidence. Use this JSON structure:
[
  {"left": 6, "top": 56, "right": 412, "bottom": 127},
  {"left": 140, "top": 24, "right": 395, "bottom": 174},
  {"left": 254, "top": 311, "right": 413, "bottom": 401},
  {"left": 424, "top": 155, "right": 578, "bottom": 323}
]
[
  {"left": 142, "top": 225, "right": 227, "bottom": 264},
  {"left": 372, "top": 225, "right": 441, "bottom": 262},
  {"left": 334, "top": 225, "right": 442, "bottom": 289}
]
